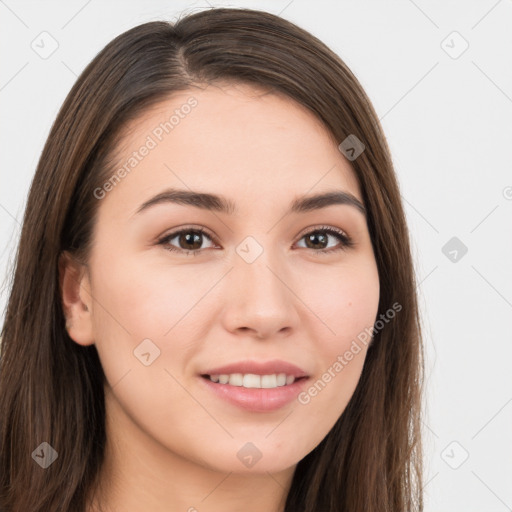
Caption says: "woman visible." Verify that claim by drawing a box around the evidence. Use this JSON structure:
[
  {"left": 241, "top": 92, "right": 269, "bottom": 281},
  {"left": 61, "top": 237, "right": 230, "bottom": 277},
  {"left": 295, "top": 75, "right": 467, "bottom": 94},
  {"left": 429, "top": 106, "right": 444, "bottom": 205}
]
[{"left": 0, "top": 7, "right": 424, "bottom": 512}]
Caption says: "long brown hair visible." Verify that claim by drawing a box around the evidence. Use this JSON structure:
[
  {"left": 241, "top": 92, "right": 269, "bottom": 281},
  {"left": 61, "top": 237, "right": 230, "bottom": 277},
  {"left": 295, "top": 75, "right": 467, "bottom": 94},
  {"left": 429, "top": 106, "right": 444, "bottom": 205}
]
[{"left": 0, "top": 7, "right": 424, "bottom": 511}]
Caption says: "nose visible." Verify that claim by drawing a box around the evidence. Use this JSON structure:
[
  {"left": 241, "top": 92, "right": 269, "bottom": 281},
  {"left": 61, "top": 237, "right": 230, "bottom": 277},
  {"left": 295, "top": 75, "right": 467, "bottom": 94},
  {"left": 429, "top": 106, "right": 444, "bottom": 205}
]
[{"left": 220, "top": 248, "right": 301, "bottom": 340}]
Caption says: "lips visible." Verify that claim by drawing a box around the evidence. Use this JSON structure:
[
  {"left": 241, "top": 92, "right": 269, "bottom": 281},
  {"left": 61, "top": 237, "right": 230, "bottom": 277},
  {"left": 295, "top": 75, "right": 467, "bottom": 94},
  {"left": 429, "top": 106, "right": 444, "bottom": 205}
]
[
  {"left": 199, "top": 371, "right": 310, "bottom": 412},
  {"left": 200, "top": 359, "right": 309, "bottom": 378}
]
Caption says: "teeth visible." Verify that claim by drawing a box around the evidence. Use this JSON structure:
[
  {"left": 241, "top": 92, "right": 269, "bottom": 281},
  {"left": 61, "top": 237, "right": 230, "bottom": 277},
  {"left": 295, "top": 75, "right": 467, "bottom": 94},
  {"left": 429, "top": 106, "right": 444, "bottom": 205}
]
[
  {"left": 261, "top": 374, "right": 277, "bottom": 388},
  {"left": 207, "top": 373, "right": 297, "bottom": 388}
]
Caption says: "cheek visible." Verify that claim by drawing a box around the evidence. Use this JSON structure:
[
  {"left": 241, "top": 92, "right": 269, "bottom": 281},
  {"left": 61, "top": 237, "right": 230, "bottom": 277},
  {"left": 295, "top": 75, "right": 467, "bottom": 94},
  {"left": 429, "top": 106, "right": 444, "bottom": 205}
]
[
  {"left": 301, "top": 257, "right": 380, "bottom": 343},
  {"left": 293, "top": 258, "right": 379, "bottom": 419},
  {"left": 87, "top": 250, "right": 218, "bottom": 393},
  {"left": 89, "top": 250, "right": 192, "bottom": 335}
]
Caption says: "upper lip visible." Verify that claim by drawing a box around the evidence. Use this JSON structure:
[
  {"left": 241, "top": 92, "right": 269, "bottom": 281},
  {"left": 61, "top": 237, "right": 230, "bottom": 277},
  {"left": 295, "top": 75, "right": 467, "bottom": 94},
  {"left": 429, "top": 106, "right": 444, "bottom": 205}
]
[{"left": 200, "top": 359, "right": 309, "bottom": 378}]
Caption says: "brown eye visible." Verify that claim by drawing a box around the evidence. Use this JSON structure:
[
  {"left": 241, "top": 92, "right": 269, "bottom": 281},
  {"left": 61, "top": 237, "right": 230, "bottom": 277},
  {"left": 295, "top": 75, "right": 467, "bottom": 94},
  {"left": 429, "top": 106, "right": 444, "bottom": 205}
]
[
  {"left": 176, "top": 231, "right": 203, "bottom": 250},
  {"left": 158, "top": 228, "right": 216, "bottom": 255},
  {"left": 296, "top": 226, "right": 354, "bottom": 254},
  {"left": 303, "top": 232, "right": 329, "bottom": 249}
]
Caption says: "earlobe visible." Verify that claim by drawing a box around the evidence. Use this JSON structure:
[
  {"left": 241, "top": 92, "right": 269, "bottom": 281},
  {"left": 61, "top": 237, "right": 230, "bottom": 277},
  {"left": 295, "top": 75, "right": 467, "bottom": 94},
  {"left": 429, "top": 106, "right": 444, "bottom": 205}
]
[{"left": 58, "top": 251, "right": 95, "bottom": 346}]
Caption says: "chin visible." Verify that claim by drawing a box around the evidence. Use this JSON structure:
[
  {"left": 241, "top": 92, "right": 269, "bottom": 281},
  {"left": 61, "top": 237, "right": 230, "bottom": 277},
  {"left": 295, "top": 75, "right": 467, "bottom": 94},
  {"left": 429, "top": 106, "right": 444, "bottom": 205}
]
[{"left": 196, "top": 443, "right": 304, "bottom": 475}]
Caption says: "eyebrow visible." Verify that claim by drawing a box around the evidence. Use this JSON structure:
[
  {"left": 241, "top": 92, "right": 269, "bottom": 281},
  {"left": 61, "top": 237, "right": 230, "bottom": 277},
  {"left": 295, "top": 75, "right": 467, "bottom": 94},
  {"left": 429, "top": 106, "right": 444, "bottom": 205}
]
[{"left": 134, "top": 188, "right": 366, "bottom": 217}]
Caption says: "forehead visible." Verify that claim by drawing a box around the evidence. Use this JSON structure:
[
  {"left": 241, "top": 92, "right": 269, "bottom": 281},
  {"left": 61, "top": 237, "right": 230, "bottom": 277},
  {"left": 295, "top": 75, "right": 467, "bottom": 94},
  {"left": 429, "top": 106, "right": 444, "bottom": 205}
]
[{"left": 101, "top": 82, "right": 363, "bottom": 218}]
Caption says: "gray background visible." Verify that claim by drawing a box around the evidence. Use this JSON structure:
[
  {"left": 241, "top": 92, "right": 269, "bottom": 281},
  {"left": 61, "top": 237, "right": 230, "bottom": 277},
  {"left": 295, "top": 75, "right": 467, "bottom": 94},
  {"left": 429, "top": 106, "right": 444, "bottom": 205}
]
[{"left": 1, "top": 1, "right": 511, "bottom": 510}]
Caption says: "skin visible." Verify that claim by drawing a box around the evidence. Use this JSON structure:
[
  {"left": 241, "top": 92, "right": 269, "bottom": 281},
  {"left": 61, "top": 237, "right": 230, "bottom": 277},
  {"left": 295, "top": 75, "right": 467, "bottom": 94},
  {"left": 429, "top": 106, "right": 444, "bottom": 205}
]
[{"left": 60, "top": 82, "right": 380, "bottom": 512}]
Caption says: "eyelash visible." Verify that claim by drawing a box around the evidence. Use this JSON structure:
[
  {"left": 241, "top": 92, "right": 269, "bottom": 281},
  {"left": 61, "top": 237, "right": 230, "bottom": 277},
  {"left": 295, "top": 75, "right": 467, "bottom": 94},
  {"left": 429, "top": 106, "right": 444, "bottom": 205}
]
[{"left": 157, "top": 225, "right": 354, "bottom": 256}]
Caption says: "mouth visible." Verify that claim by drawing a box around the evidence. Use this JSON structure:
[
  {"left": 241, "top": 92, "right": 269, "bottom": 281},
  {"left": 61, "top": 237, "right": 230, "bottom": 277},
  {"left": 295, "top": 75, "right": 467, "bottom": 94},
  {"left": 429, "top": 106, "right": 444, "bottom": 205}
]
[
  {"left": 198, "top": 373, "right": 310, "bottom": 412},
  {"left": 200, "top": 373, "right": 308, "bottom": 389},
  {"left": 197, "top": 359, "right": 311, "bottom": 411}
]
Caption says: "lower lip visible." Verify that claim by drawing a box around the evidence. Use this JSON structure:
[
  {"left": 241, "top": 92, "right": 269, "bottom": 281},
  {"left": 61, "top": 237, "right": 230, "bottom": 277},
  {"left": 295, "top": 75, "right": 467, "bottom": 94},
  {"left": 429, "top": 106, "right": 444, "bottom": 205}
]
[{"left": 199, "top": 375, "right": 309, "bottom": 412}]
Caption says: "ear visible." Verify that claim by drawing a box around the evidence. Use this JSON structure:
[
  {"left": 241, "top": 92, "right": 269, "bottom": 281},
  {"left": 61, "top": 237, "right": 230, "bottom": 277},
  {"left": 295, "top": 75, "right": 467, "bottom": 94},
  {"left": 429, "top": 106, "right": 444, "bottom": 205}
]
[{"left": 58, "top": 250, "right": 95, "bottom": 346}]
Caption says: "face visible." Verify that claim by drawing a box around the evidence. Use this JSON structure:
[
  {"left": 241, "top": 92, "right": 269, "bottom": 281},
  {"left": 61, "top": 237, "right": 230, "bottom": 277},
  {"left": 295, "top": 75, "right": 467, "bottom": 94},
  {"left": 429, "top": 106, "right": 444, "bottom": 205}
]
[{"left": 64, "top": 82, "right": 380, "bottom": 475}]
